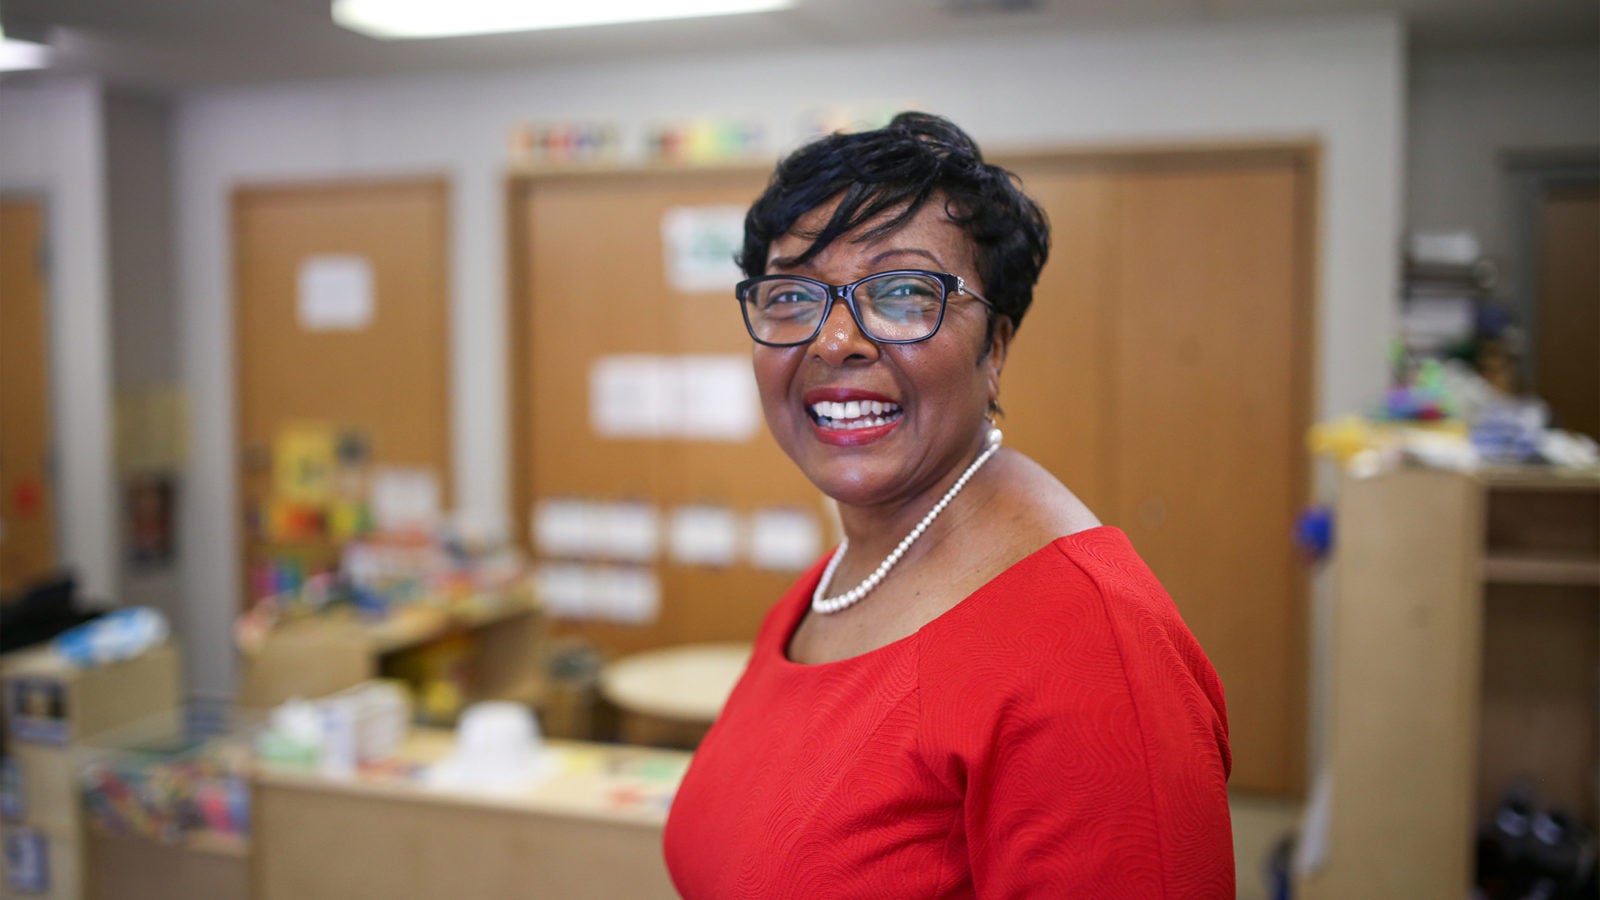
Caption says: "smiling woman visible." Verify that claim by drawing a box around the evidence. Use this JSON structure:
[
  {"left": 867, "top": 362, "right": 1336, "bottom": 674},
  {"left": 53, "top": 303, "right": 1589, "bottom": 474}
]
[{"left": 663, "top": 112, "right": 1236, "bottom": 898}]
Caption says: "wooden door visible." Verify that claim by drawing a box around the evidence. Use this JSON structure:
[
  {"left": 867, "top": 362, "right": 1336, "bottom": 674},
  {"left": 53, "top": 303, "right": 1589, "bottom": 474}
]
[
  {"left": 1006, "top": 152, "right": 1313, "bottom": 795},
  {"left": 511, "top": 170, "right": 822, "bottom": 655},
  {"left": 234, "top": 180, "right": 451, "bottom": 607},
  {"left": 1535, "top": 183, "right": 1599, "bottom": 441},
  {"left": 0, "top": 198, "right": 56, "bottom": 596}
]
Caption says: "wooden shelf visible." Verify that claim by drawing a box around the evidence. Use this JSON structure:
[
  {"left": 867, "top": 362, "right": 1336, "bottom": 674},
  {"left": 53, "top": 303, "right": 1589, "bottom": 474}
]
[
  {"left": 1476, "top": 466, "right": 1600, "bottom": 491},
  {"left": 365, "top": 591, "right": 537, "bottom": 655},
  {"left": 1483, "top": 554, "right": 1600, "bottom": 586}
]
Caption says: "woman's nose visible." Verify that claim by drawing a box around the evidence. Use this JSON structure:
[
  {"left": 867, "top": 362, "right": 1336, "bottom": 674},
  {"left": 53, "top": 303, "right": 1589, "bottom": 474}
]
[{"left": 809, "top": 298, "right": 880, "bottom": 366}]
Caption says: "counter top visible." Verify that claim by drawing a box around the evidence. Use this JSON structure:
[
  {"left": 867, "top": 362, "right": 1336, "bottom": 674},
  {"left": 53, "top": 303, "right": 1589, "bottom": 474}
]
[{"left": 254, "top": 730, "right": 691, "bottom": 828}]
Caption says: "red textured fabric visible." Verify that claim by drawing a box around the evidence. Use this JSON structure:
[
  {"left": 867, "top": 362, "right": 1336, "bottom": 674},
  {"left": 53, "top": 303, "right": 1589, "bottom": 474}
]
[{"left": 663, "top": 527, "right": 1234, "bottom": 898}]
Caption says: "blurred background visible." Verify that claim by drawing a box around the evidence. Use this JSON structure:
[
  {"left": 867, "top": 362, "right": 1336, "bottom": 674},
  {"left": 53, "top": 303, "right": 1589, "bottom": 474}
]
[{"left": 0, "top": 1, "right": 1596, "bottom": 898}]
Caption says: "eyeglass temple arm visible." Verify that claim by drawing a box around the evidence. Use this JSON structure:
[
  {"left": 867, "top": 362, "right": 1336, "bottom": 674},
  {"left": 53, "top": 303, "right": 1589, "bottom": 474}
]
[{"left": 956, "top": 276, "right": 993, "bottom": 308}]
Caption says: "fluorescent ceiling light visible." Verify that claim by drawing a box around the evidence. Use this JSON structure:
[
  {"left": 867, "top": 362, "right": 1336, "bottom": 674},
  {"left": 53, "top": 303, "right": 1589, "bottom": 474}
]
[
  {"left": 333, "top": 0, "right": 794, "bottom": 39},
  {"left": 0, "top": 22, "right": 50, "bottom": 72}
]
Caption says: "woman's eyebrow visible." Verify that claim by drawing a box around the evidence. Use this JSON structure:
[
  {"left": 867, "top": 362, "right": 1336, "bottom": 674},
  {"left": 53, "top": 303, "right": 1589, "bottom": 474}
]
[
  {"left": 765, "top": 246, "right": 945, "bottom": 273},
  {"left": 868, "top": 247, "right": 943, "bottom": 268}
]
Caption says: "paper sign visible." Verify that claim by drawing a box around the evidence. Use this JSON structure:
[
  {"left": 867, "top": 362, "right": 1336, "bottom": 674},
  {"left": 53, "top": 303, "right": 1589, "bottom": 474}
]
[
  {"left": 2, "top": 827, "right": 50, "bottom": 893},
  {"left": 595, "top": 502, "right": 659, "bottom": 562},
  {"left": 680, "top": 356, "right": 761, "bottom": 441},
  {"left": 297, "top": 255, "right": 375, "bottom": 331},
  {"left": 535, "top": 563, "right": 593, "bottom": 619},
  {"left": 535, "top": 563, "right": 659, "bottom": 623},
  {"left": 590, "top": 355, "right": 759, "bottom": 441},
  {"left": 594, "top": 566, "right": 660, "bottom": 625},
  {"left": 749, "top": 509, "right": 822, "bottom": 571},
  {"left": 273, "top": 423, "right": 338, "bottom": 503},
  {"left": 661, "top": 206, "right": 745, "bottom": 293},
  {"left": 534, "top": 499, "right": 597, "bottom": 558},
  {"left": 370, "top": 467, "right": 440, "bottom": 533},
  {"left": 116, "top": 387, "right": 189, "bottom": 472},
  {"left": 668, "top": 505, "right": 740, "bottom": 567},
  {"left": 591, "top": 356, "right": 672, "bottom": 439}
]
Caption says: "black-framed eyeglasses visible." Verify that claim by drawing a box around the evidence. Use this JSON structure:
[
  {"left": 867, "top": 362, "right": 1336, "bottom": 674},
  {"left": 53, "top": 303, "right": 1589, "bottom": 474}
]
[{"left": 735, "top": 269, "right": 992, "bottom": 347}]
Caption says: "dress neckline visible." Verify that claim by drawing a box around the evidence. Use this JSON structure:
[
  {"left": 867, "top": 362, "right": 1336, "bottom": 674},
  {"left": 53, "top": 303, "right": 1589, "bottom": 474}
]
[{"left": 776, "top": 525, "right": 1119, "bottom": 669}]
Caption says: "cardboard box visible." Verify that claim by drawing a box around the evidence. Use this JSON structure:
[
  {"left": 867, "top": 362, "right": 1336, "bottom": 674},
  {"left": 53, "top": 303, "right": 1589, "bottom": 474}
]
[{"left": 2, "top": 645, "right": 180, "bottom": 747}]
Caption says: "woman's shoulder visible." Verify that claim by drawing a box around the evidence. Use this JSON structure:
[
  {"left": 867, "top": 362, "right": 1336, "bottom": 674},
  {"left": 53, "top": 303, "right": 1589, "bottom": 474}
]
[{"left": 919, "top": 525, "right": 1224, "bottom": 715}]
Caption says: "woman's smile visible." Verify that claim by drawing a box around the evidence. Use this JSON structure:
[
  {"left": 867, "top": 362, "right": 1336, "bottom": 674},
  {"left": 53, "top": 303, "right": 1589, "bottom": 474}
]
[{"left": 802, "top": 387, "right": 903, "bottom": 445}]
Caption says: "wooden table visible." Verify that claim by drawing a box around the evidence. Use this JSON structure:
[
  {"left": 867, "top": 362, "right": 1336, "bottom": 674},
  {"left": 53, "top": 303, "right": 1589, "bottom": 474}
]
[
  {"left": 598, "top": 643, "right": 750, "bottom": 748},
  {"left": 252, "top": 731, "right": 691, "bottom": 899}
]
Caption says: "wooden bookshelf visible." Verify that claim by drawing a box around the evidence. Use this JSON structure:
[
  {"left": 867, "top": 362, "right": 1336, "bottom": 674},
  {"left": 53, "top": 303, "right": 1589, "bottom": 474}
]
[{"left": 1297, "top": 466, "right": 1600, "bottom": 899}]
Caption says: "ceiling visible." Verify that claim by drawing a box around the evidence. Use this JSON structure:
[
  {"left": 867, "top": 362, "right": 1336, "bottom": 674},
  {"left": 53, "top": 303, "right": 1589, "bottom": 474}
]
[{"left": 2, "top": 0, "right": 1597, "bottom": 96}]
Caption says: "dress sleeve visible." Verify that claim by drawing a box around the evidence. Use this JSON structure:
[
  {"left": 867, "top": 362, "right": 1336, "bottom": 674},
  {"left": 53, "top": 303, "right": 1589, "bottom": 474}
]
[{"left": 917, "top": 543, "right": 1234, "bottom": 898}]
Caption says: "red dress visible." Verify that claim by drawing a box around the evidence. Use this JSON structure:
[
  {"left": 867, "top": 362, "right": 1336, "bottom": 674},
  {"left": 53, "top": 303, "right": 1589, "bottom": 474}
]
[{"left": 663, "top": 527, "right": 1234, "bottom": 898}]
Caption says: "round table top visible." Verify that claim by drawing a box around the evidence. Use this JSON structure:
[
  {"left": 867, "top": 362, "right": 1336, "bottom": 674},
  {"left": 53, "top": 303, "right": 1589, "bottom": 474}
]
[{"left": 598, "top": 642, "right": 753, "bottom": 723}]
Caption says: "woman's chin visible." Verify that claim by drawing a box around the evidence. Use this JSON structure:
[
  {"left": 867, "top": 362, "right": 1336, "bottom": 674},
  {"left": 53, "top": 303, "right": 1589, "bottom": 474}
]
[{"left": 800, "top": 461, "right": 900, "bottom": 509}]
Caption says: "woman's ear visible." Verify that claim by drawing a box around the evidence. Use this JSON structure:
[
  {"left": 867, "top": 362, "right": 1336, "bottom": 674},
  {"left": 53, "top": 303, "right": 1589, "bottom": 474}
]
[{"left": 983, "top": 315, "right": 1014, "bottom": 397}]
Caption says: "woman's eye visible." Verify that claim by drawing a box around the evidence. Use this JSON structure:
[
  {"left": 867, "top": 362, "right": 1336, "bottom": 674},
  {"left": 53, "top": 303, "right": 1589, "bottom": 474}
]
[
  {"left": 758, "top": 286, "right": 822, "bottom": 316},
  {"left": 873, "top": 278, "right": 938, "bottom": 299}
]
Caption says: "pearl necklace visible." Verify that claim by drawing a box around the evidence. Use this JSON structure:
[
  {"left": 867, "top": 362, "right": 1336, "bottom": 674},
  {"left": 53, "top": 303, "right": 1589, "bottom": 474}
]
[{"left": 811, "top": 428, "right": 1003, "bottom": 615}]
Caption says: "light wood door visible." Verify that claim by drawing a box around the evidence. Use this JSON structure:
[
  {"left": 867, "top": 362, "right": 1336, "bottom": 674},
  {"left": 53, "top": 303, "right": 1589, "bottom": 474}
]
[
  {"left": 1535, "top": 183, "right": 1599, "bottom": 441},
  {"left": 512, "top": 170, "right": 822, "bottom": 655},
  {"left": 0, "top": 198, "right": 56, "bottom": 596},
  {"left": 234, "top": 180, "right": 451, "bottom": 607},
  {"left": 1007, "top": 153, "right": 1312, "bottom": 795}
]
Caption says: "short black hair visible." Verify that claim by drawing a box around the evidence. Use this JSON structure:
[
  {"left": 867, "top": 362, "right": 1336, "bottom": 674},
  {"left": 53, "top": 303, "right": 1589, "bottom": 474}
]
[{"left": 739, "top": 111, "right": 1050, "bottom": 331}]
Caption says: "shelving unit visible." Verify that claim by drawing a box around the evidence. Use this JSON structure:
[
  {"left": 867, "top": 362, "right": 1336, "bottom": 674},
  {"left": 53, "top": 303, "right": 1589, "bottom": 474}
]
[
  {"left": 237, "top": 590, "right": 547, "bottom": 714},
  {"left": 1297, "top": 466, "right": 1600, "bottom": 899}
]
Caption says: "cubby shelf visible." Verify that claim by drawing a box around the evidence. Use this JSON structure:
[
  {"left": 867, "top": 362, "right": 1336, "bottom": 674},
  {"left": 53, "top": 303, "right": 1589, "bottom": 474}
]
[{"left": 1483, "top": 554, "right": 1600, "bottom": 586}]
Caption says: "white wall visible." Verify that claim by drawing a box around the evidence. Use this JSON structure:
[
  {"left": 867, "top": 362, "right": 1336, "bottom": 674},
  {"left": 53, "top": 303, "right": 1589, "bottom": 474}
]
[
  {"left": 105, "top": 91, "right": 184, "bottom": 622},
  {"left": 107, "top": 92, "right": 179, "bottom": 390},
  {"left": 174, "top": 15, "right": 1406, "bottom": 701},
  {"left": 1409, "top": 46, "right": 1600, "bottom": 281},
  {"left": 0, "top": 77, "right": 119, "bottom": 605},
  {"left": 1408, "top": 45, "right": 1600, "bottom": 301}
]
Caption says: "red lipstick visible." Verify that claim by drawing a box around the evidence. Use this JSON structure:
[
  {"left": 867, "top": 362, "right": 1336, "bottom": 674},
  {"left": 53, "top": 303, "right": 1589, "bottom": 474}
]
[{"left": 802, "top": 387, "right": 903, "bottom": 447}]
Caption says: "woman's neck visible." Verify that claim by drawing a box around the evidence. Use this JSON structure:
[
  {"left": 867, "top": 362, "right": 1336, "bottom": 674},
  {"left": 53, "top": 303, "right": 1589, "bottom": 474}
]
[{"left": 833, "top": 430, "right": 997, "bottom": 562}]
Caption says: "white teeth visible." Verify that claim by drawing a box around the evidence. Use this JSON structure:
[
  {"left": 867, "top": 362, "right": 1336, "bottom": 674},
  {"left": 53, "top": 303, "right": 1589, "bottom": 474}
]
[{"left": 808, "top": 399, "right": 902, "bottom": 429}]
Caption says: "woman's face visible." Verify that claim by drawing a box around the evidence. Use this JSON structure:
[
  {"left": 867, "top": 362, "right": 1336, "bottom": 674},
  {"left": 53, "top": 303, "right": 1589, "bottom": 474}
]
[{"left": 752, "top": 197, "right": 1011, "bottom": 511}]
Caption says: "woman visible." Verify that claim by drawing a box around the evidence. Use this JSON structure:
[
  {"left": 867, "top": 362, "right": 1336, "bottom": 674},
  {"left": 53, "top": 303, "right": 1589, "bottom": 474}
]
[{"left": 663, "top": 113, "right": 1234, "bottom": 897}]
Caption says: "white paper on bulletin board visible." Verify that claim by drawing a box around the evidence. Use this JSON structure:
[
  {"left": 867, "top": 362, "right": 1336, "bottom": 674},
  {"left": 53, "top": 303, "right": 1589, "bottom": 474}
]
[
  {"left": 591, "top": 355, "right": 673, "bottom": 438},
  {"left": 533, "top": 562, "right": 659, "bottom": 623},
  {"left": 533, "top": 499, "right": 597, "bottom": 558},
  {"left": 679, "top": 355, "right": 760, "bottom": 441},
  {"left": 370, "top": 466, "right": 440, "bottom": 532},
  {"left": 749, "top": 508, "right": 822, "bottom": 571},
  {"left": 661, "top": 205, "right": 746, "bottom": 293},
  {"left": 297, "top": 254, "right": 374, "bottom": 331},
  {"left": 535, "top": 562, "right": 595, "bottom": 619},
  {"left": 668, "top": 505, "right": 740, "bottom": 567},
  {"left": 595, "top": 501, "right": 660, "bottom": 562},
  {"left": 594, "top": 565, "right": 660, "bottom": 624}
]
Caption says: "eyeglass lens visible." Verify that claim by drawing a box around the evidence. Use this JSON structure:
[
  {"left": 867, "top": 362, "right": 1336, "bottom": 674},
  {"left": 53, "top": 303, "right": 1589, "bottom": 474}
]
[{"left": 745, "top": 272, "right": 946, "bottom": 344}]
